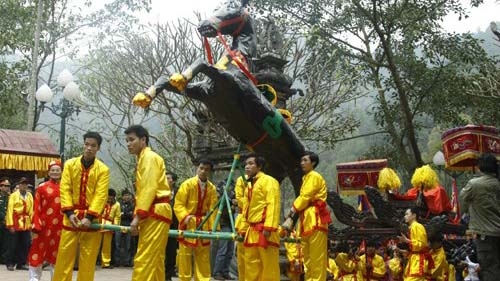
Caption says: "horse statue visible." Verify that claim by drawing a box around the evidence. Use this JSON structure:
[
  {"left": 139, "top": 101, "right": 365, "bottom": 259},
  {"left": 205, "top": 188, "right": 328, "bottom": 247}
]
[{"left": 133, "top": 0, "right": 305, "bottom": 193}]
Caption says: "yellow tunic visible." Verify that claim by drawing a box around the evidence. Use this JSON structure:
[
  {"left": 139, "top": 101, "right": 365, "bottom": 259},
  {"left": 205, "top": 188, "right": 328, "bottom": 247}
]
[
  {"left": 134, "top": 147, "right": 172, "bottom": 222},
  {"left": 59, "top": 156, "right": 110, "bottom": 223},
  {"left": 430, "top": 246, "right": 448, "bottom": 281},
  {"left": 132, "top": 146, "right": 172, "bottom": 281},
  {"left": 404, "top": 221, "right": 433, "bottom": 281},
  {"left": 101, "top": 201, "right": 121, "bottom": 267},
  {"left": 327, "top": 258, "right": 339, "bottom": 280},
  {"left": 243, "top": 171, "right": 281, "bottom": 281},
  {"left": 174, "top": 175, "right": 217, "bottom": 245},
  {"left": 292, "top": 170, "right": 330, "bottom": 236},
  {"left": 388, "top": 256, "right": 403, "bottom": 280},
  {"left": 335, "top": 252, "right": 358, "bottom": 281},
  {"left": 358, "top": 254, "right": 386, "bottom": 280},
  {"left": 6, "top": 190, "right": 33, "bottom": 231},
  {"left": 234, "top": 175, "right": 249, "bottom": 235},
  {"left": 53, "top": 156, "right": 110, "bottom": 281},
  {"left": 243, "top": 171, "right": 281, "bottom": 247}
]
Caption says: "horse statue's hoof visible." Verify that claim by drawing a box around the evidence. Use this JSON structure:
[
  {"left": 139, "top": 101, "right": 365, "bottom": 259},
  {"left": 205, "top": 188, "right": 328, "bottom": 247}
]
[
  {"left": 169, "top": 73, "right": 188, "bottom": 92},
  {"left": 132, "top": 92, "right": 153, "bottom": 108}
]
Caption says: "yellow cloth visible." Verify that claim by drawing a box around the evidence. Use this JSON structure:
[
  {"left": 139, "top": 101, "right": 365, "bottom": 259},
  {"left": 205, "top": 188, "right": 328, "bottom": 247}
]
[
  {"left": 242, "top": 171, "right": 281, "bottom": 281},
  {"left": 177, "top": 243, "right": 211, "bottom": 281},
  {"left": 285, "top": 231, "right": 304, "bottom": 280},
  {"left": 244, "top": 246, "right": 280, "bottom": 281},
  {"left": 447, "top": 264, "right": 455, "bottom": 281},
  {"left": 132, "top": 146, "right": 172, "bottom": 281},
  {"left": 430, "top": 247, "right": 448, "bottom": 281},
  {"left": 292, "top": 170, "right": 329, "bottom": 236},
  {"left": 335, "top": 253, "right": 358, "bottom": 281},
  {"left": 59, "top": 156, "right": 110, "bottom": 220},
  {"left": 243, "top": 171, "right": 281, "bottom": 247},
  {"left": 100, "top": 201, "right": 121, "bottom": 267},
  {"left": 53, "top": 155, "right": 110, "bottom": 281},
  {"left": 174, "top": 175, "right": 217, "bottom": 246},
  {"left": 134, "top": 147, "right": 172, "bottom": 221},
  {"left": 53, "top": 229, "right": 103, "bottom": 281},
  {"left": 6, "top": 190, "right": 33, "bottom": 230},
  {"left": 132, "top": 217, "right": 170, "bottom": 281},
  {"left": 234, "top": 175, "right": 249, "bottom": 235},
  {"left": 388, "top": 256, "right": 403, "bottom": 280},
  {"left": 302, "top": 230, "right": 328, "bottom": 281},
  {"left": 327, "top": 258, "right": 339, "bottom": 280},
  {"left": 404, "top": 221, "right": 432, "bottom": 281},
  {"left": 236, "top": 242, "right": 246, "bottom": 281},
  {"left": 358, "top": 254, "right": 386, "bottom": 280}
]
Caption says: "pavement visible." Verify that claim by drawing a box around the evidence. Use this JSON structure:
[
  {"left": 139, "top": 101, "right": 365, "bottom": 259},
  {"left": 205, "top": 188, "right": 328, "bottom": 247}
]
[{"left": 0, "top": 265, "right": 183, "bottom": 281}]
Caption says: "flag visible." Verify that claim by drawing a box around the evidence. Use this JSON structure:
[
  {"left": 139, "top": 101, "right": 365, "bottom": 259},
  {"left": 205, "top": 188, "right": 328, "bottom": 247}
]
[{"left": 450, "top": 178, "right": 460, "bottom": 223}]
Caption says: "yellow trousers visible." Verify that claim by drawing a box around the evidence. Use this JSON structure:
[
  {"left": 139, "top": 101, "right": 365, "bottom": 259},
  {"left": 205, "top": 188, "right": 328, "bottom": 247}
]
[
  {"left": 404, "top": 278, "right": 428, "bottom": 281},
  {"left": 132, "top": 217, "right": 170, "bottom": 281},
  {"left": 178, "top": 243, "right": 211, "bottom": 281},
  {"left": 287, "top": 271, "right": 301, "bottom": 281},
  {"left": 237, "top": 242, "right": 245, "bottom": 280},
  {"left": 101, "top": 232, "right": 113, "bottom": 267},
  {"left": 53, "top": 230, "right": 103, "bottom": 281},
  {"left": 302, "top": 230, "right": 328, "bottom": 281},
  {"left": 244, "top": 246, "right": 280, "bottom": 281}
]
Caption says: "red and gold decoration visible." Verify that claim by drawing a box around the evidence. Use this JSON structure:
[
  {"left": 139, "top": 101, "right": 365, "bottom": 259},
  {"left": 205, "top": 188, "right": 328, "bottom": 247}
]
[
  {"left": 442, "top": 124, "right": 500, "bottom": 171},
  {"left": 336, "top": 159, "right": 388, "bottom": 195}
]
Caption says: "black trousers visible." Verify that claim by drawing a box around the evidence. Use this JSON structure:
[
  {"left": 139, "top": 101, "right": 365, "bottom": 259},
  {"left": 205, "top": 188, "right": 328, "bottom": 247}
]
[
  {"left": 0, "top": 225, "right": 15, "bottom": 264},
  {"left": 6, "top": 230, "right": 30, "bottom": 267},
  {"left": 475, "top": 235, "right": 500, "bottom": 281}
]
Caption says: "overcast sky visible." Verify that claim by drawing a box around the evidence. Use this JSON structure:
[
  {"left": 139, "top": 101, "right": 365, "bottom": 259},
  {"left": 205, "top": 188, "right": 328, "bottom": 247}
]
[{"left": 142, "top": 0, "right": 498, "bottom": 33}]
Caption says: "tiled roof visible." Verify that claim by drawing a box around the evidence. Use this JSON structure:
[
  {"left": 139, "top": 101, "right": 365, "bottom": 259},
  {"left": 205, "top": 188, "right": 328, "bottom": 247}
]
[{"left": 0, "top": 129, "right": 59, "bottom": 157}]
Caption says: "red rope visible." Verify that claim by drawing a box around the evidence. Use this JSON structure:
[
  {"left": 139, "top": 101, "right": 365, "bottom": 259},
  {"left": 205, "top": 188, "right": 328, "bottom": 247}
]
[{"left": 203, "top": 37, "right": 214, "bottom": 65}]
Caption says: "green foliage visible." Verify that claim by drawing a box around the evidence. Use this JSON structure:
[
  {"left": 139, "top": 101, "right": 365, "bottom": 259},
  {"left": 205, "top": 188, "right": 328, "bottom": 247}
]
[{"left": 254, "top": 0, "right": 497, "bottom": 174}]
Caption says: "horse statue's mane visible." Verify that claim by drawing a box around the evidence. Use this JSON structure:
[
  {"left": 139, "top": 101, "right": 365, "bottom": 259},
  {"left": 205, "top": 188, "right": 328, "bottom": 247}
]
[{"left": 133, "top": 0, "right": 305, "bottom": 193}]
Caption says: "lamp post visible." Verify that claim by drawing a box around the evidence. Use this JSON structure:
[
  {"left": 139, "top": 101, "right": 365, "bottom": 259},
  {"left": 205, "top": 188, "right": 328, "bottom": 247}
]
[
  {"left": 35, "top": 69, "right": 81, "bottom": 163},
  {"left": 432, "top": 150, "right": 448, "bottom": 193}
]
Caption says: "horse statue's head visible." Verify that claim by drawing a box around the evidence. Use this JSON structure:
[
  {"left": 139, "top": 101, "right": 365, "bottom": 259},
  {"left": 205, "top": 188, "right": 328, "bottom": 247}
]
[{"left": 198, "top": 0, "right": 256, "bottom": 58}]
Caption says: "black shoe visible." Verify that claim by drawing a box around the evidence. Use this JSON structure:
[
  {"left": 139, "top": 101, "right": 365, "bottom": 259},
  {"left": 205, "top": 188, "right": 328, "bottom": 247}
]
[
  {"left": 7, "top": 265, "right": 14, "bottom": 271},
  {"left": 16, "top": 265, "right": 29, "bottom": 270},
  {"left": 102, "top": 265, "right": 114, "bottom": 269},
  {"left": 223, "top": 274, "right": 235, "bottom": 280}
]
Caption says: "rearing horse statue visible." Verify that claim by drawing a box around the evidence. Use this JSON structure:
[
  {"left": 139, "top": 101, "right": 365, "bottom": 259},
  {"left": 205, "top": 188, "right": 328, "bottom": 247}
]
[{"left": 133, "top": 0, "right": 305, "bottom": 193}]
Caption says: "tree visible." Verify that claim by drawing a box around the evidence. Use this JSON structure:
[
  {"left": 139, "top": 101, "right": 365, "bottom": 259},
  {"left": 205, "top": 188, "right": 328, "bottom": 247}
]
[
  {"left": 0, "top": 0, "right": 152, "bottom": 131},
  {"left": 254, "top": 0, "right": 496, "bottom": 173}
]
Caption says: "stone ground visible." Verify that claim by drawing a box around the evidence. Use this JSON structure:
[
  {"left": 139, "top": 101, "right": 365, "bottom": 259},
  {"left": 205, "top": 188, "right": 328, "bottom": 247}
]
[{"left": 0, "top": 265, "right": 183, "bottom": 281}]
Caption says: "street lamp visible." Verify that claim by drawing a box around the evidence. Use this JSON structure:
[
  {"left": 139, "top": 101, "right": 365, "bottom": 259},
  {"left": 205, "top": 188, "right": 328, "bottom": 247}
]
[{"left": 35, "top": 69, "right": 81, "bottom": 163}]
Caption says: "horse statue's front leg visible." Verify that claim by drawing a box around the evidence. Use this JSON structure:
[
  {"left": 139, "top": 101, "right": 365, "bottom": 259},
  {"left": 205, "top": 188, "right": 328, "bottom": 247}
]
[{"left": 133, "top": 59, "right": 210, "bottom": 108}]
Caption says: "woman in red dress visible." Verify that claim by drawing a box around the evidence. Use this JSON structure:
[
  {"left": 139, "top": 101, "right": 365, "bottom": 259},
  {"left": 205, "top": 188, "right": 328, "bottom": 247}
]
[{"left": 28, "top": 160, "right": 63, "bottom": 281}]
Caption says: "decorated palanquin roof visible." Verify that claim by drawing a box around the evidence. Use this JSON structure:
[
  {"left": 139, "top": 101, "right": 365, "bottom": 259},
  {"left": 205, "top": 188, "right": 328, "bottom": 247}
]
[
  {"left": 336, "top": 159, "right": 388, "bottom": 195},
  {"left": 441, "top": 125, "right": 500, "bottom": 171},
  {"left": 0, "top": 129, "right": 60, "bottom": 176}
]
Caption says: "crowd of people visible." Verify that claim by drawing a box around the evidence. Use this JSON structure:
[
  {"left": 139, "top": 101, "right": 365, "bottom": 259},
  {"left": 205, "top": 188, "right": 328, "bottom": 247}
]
[{"left": 0, "top": 125, "right": 499, "bottom": 281}]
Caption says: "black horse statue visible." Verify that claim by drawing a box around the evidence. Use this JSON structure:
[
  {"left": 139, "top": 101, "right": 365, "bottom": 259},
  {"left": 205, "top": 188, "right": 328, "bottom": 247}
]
[{"left": 133, "top": 0, "right": 305, "bottom": 193}]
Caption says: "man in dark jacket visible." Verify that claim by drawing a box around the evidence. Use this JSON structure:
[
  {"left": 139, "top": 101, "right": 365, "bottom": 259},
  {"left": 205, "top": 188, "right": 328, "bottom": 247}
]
[
  {"left": 114, "top": 189, "right": 135, "bottom": 267},
  {"left": 460, "top": 153, "right": 500, "bottom": 281}
]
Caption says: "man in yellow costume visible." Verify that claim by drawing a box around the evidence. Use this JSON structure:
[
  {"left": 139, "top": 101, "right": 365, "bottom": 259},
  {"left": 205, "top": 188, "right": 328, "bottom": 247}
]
[
  {"left": 357, "top": 240, "right": 386, "bottom": 280},
  {"left": 174, "top": 159, "right": 218, "bottom": 281},
  {"left": 5, "top": 177, "right": 33, "bottom": 270},
  {"left": 334, "top": 243, "right": 359, "bottom": 281},
  {"left": 100, "top": 188, "right": 121, "bottom": 268},
  {"left": 429, "top": 235, "right": 448, "bottom": 281},
  {"left": 283, "top": 229, "right": 304, "bottom": 281},
  {"left": 234, "top": 160, "right": 249, "bottom": 281},
  {"left": 398, "top": 207, "right": 434, "bottom": 281},
  {"left": 283, "top": 151, "right": 332, "bottom": 281},
  {"left": 53, "top": 131, "right": 110, "bottom": 281},
  {"left": 242, "top": 153, "right": 281, "bottom": 281},
  {"left": 125, "top": 125, "right": 172, "bottom": 281}
]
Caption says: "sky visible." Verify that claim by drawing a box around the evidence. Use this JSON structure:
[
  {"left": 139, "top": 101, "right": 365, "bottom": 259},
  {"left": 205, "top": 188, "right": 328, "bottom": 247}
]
[{"left": 143, "top": 0, "right": 499, "bottom": 33}]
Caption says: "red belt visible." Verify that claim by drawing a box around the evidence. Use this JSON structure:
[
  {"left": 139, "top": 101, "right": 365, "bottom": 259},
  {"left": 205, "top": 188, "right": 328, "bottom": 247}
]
[{"left": 153, "top": 197, "right": 170, "bottom": 204}]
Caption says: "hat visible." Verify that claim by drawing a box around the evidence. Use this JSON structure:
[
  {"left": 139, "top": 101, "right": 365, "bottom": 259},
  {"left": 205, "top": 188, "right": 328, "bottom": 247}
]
[
  {"left": 17, "top": 177, "right": 29, "bottom": 185},
  {"left": 48, "top": 160, "right": 63, "bottom": 170}
]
